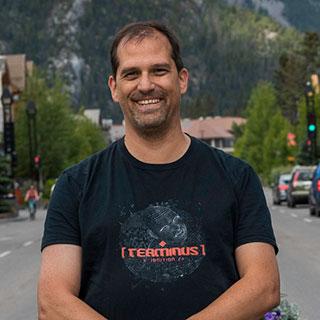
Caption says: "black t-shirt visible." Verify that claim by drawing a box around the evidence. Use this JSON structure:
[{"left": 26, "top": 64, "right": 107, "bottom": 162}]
[{"left": 42, "top": 136, "right": 278, "bottom": 320}]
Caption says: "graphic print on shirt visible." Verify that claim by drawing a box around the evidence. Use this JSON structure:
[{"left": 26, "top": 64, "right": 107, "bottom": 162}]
[{"left": 119, "top": 201, "right": 206, "bottom": 283}]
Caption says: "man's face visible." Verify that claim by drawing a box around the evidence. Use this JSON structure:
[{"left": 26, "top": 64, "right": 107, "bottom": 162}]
[{"left": 108, "top": 32, "right": 188, "bottom": 134}]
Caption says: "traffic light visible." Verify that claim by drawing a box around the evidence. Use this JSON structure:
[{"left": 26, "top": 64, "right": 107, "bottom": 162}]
[
  {"left": 3, "top": 122, "right": 15, "bottom": 154},
  {"left": 34, "top": 155, "right": 41, "bottom": 169},
  {"left": 307, "top": 112, "right": 317, "bottom": 140}
]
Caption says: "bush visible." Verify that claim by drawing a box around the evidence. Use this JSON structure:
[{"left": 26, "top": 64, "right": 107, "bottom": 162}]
[{"left": 43, "top": 178, "right": 57, "bottom": 200}]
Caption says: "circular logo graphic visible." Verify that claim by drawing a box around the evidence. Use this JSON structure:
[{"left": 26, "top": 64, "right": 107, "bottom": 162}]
[{"left": 120, "top": 203, "right": 206, "bottom": 283}]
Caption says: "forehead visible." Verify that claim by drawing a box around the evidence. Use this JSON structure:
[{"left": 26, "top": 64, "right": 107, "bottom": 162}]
[{"left": 116, "top": 32, "right": 173, "bottom": 70}]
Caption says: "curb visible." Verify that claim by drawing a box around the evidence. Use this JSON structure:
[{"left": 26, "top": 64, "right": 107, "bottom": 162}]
[{"left": 0, "top": 211, "right": 19, "bottom": 220}]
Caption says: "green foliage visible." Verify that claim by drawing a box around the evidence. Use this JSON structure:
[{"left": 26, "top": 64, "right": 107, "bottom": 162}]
[
  {"left": 15, "top": 70, "right": 106, "bottom": 182},
  {"left": 15, "top": 71, "right": 74, "bottom": 180},
  {"left": 274, "top": 32, "right": 320, "bottom": 124},
  {"left": 67, "top": 115, "right": 106, "bottom": 166},
  {"left": 234, "top": 82, "right": 292, "bottom": 181},
  {"left": 274, "top": 52, "right": 305, "bottom": 124},
  {"left": 230, "top": 122, "right": 246, "bottom": 143},
  {"left": 43, "top": 178, "right": 57, "bottom": 200},
  {"left": 263, "top": 111, "right": 292, "bottom": 176},
  {"left": 0, "top": 0, "right": 301, "bottom": 120}
]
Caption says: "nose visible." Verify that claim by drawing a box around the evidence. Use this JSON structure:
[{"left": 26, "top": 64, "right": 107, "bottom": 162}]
[{"left": 137, "top": 72, "right": 155, "bottom": 93}]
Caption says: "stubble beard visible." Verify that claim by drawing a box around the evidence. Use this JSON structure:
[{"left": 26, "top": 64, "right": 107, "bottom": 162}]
[
  {"left": 124, "top": 91, "right": 180, "bottom": 139},
  {"left": 128, "top": 104, "right": 172, "bottom": 139}
]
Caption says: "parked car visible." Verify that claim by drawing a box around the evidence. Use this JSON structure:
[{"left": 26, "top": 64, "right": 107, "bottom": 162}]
[
  {"left": 271, "top": 173, "right": 291, "bottom": 205},
  {"left": 287, "top": 166, "right": 315, "bottom": 207},
  {"left": 309, "top": 164, "right": 320, "bottom": 216}
]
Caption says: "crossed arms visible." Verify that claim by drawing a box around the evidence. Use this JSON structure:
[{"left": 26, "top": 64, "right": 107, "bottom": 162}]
[{"left": 38, "top": 242, "right": 279, "bottom": 320}]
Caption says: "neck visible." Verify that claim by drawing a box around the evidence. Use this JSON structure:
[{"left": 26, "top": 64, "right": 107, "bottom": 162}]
[{"left": 124, "top": 123, "right": 190, "bottom": 164}]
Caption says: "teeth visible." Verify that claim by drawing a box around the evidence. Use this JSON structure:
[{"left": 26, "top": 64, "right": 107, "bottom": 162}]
[{"left": 137, "top": 99, "right": 160, "bottom": 105}]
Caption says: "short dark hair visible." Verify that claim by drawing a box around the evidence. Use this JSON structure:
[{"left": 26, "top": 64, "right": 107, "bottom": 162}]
[{"left": 110, "top": 21, "right": 184, "bottom": 77}]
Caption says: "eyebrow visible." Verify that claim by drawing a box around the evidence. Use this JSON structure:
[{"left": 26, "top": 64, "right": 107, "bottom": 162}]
[
  {"left": 119, "top": 63, "right": 172, "bottom": 77},
  {"left": 151, "top": 63, "right": 171, "bottom": 70}
]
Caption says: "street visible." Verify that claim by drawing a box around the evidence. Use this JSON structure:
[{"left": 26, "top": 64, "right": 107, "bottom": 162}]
[
  {"left": 0, "top": 209, "right": 45, "bottom": 320},
  {"left": 0, "top": 191, "right": 320, "bottom": 320},
  {"left": 265, "top": 189, "right": 320, "bottom": 320}
]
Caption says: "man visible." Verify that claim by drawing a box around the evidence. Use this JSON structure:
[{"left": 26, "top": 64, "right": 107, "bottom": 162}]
[{"left": 38, "top": 21, "right": 280, "bottom": 320}]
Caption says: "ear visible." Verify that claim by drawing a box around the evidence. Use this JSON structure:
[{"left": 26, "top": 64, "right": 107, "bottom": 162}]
[
  {"left": 178, "top": 68, "right": 189, "bottom": 95},
  {"left": 108, "top": 75, "right": 119, "bottom": 102}
]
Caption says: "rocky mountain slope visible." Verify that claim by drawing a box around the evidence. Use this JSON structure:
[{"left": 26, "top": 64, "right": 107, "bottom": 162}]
[
  {"left": 0, "top": 0, "right": 302, "bottom": 121},
  {"left": 224, "top": 0, "right": 320, "bottom": 31}
]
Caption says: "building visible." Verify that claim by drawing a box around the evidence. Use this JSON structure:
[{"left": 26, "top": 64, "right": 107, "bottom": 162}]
[
  {"left": 83, "top": 108, "right": 101, "bottom": 126},
  {"left": 182, "top": 116, "right": 246, "bottom": 153},
  {"left": 0, "top": 54, "right": 33, "bottom": 132},
  {"left": 106, "top": 116, "right": 246, "bottom": 153}
]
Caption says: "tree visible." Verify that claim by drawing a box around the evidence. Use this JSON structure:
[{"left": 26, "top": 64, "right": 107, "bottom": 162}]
[
  {"left": 274, "top": 32, "right": 320, "bottom": 125},
  {"left": 15, "top": 70, "right": 106, "bottom": 182},
  {"left": 294, "top": 94, "right": 320, "bottom": 165},
  {"left": 234, "top": 81, "right": 294, "bottom": 180},
  {"left": 274, "top": 52, "right": 306, "bottom": 124},
  {"left": 262, "top": 111, "right": 292, "bottom": 177},
  {"left": 67, "top": 115, "right": 106, "bottom": 166},
  {"left": 15, "top": 71, "right": 75, "bottom": 180},
  {"left": 234, "top": 82, "right": 278, "bottom": 176}
]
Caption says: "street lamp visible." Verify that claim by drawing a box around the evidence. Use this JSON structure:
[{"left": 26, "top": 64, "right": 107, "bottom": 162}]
[
  {"left": 1, "top": 88, "right": 15, "bottom": 175},
  {"left": 26, "top": 100, "right": 38, "bottom": 185}
]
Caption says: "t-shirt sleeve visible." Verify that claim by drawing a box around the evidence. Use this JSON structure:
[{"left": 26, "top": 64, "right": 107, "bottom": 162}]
[
  {"left": 41, "top": 171, "right": 82, "bottom": 251},
  {"left": 234, "top": 164, "right": 278, "bottom": 254}
]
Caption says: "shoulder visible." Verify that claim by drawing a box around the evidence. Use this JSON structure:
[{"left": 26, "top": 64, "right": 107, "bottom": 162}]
[
  {"left": 59, "top": 140, "right": 121, "bottom": 190},
  {"left": 191, "top": 137, "right": 253, "bottom": 184}
]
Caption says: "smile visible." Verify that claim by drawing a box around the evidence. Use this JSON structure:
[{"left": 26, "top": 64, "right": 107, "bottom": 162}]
[{"left": 137, "top": 99, "right": 160, "bottom": 105}]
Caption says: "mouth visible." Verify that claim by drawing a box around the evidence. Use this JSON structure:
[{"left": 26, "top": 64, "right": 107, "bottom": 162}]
[
  {"left": 136, "top": 98, "right": 161, "bottom": 105},
  {"left": 133, "top": 98, "right": 162, "bottom": 112}
]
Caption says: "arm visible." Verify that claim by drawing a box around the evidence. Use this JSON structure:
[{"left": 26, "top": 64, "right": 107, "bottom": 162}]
[
  {"left": 24, "top": 190, "right": 29, "bottom": 202},
  {"left": 187, "top": 242, "right": 280, "bottom": 320},
  {"left": 38, "top": 244, "right": 107, "bottom": 320}
]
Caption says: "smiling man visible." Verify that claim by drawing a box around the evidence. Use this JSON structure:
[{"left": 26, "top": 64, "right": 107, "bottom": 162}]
[{"left": 38, "top": 21, "right": 280, "bottom": 320}]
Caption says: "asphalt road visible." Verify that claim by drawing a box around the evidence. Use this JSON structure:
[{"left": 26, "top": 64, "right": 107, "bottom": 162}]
[
  {"left": 0, "top": 208, "right": 45, "bottom": 320},
  {"left": 265, "top": 189, "right": 320, "bottom": 320},
  {"left": 0, "top": 191, "right": 319, "bottom": 320}
]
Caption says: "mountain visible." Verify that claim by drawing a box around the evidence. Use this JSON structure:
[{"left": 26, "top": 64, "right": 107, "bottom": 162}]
[
  {"left": 224, "top": 0, "right": 320, "bottom": 31},
  {"left": 0, "top": 0, "right": 301, "bottom": 122}
]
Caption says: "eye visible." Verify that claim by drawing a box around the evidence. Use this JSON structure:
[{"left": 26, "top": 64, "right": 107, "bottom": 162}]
[
  {"left": 123, "top": 71, "right": 139, "bottom": 80},
  {"left": 153, "top": 68, "right": 169, "bottom": 76}
]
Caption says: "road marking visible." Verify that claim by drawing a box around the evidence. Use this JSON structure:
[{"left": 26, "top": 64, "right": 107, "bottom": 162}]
[
  {"left": 291, "top": 213, "right": 298, "bottom": 218},
  {"left": 23, "top": 241, "right": 34, "bottom": 247},
  {"left": 279, "top": 209, "right": 285, "bottom": 214},
  {"left": 304, "top": 218, "right": 312, "bottom": 223},
  {"left": 0, "top": 251, "right": 11, "bottom": 258},
  {"left": 0, "top": 236, "right": 13, "bottom": 241},
  {"left": 271, "top": 206, "right": 276, "bottom": 210}
]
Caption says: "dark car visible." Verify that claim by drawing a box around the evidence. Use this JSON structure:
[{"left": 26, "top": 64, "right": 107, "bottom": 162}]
[
  {"left": 272, "top": 173, "right": 291, "bottom": 205},
  {"left": 287, "top": 166, "right": 314, "bottom": 207},
  {"left": 309, "top": 164, "right": 320, "bottom": 217}
]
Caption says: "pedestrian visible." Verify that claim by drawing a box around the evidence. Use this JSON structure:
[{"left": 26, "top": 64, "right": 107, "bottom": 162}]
[
  {"left": 25, "top": 184, "right": 39, "bottom": 220},
  {"left": 38, "top": 21, "right": 280, "bottom": 320}
]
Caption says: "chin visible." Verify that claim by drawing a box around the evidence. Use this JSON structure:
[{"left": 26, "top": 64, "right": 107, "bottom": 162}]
[{"left": 133, "top": 116, "right": 169, "bottom": 134}]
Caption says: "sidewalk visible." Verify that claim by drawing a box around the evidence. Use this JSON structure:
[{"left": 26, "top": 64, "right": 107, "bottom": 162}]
[{"left": 0, "top": 207, "right": 46, "bottom": 224}]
